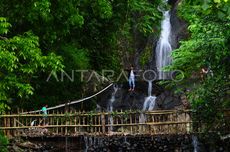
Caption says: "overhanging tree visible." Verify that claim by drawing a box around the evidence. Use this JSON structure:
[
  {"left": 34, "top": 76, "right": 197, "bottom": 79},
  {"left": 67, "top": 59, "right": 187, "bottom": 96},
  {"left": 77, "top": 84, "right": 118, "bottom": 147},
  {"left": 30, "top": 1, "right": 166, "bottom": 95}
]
[{"left": 0, "top": 17, "right": 63, "bottom": 112}]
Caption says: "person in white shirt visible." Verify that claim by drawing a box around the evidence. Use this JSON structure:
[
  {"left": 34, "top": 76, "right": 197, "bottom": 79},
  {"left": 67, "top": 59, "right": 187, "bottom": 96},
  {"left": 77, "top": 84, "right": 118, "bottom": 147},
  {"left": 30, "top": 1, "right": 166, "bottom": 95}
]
[{"left": 128, "top": 66, "right": 135, "bottom": 91}]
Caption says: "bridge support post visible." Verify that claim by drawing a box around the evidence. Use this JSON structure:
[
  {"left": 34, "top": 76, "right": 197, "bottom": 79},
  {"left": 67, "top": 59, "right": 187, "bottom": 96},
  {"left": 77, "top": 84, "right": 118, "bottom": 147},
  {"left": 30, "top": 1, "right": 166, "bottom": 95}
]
[{"left": 101, "top": 112, "right": 105, "bottom": 134}]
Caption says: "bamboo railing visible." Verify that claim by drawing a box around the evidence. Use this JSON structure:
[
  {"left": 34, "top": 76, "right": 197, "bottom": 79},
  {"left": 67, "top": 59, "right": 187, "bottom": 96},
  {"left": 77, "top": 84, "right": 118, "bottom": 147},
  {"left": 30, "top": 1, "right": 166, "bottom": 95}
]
[{"left": 0, "top": 109, "right": 229, "bottom": 137}]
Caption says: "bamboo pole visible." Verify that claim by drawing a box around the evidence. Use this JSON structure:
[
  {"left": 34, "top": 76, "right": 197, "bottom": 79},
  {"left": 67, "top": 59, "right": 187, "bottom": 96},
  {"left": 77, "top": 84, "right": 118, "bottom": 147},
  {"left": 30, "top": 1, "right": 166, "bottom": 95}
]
[
  {"left": 98, "top": 112, "right": 101, "bottom": 133},
  {"left": 94, "top": 115, "right": 97, "bottom": 133},
  {"left": 108, "top": 112, "right": 111, "bottom": 132},
  {"left": 29, "top": 112, "right": 32, "bottom": 133},
  {"left": 13, "top": 115, "right": 16, "bottom": 136},
  {"left": 51, "top": 110, "right": 53, "bottom": 132},
  {"left": 116, "top": 111, "right": 119, "bottom": 133},
  {"left": 65, "top": 111, "right": 68, "bottom": 135},
  {"left": 176, "top": 112, "right": 178, "bottom": 134},
  {"left": 167, "top": 113, "right": 170, "bottom": 134},
  {"left": 9, "top": 111, "right": 12, "bottom": 137},
  {"left": 135, "top": 113, "right": 137, "bottom": 134},
  {"left": 56, "top": 110, "right": 59, "bottom": 134},
  {"left": 25, "top": 110, "right": 28, "bottom": 128},
  {"left": 143, "top": 112, "right": 145, "bottom": 134},
  {"left": 19, "top": 110, "right": 22, "bottom": 136},
  {"left": 101, "top": 112, "right": 105, "bottom": 134},
  {"left": 70, "top": 109, "right": 72, "bottom": 134},
  {"left": 2, "top": 109, "right": 229, "bottom": 136},
  {"left": 0, "top": 110, "right": 193, "bottom": 117},
  {"left": 121, "top": 109, "right": 124, "bottom": 133},
  {"left": 83, "top": 110, "right": 86, "bottom": 133},
  {"left": 5, "top": 112, "right": 8, "bottom": 137},
  {"left": 77, "top": 110, "right": 80, "bottom": 134},
  {"left": 60, "top": 111, "right": 63, "bottom": 134},
  {"left": 130, "top": 110, "right": 132, "bottom": 134},
  {"left": 151, "top": 114, "right": 155, "bottom": 135},
  {"left": 74, "top": 110, "right": 77, "bottom": 133},
  {"left": 16, "top": 109, "right": 18, "bottom": 136}
]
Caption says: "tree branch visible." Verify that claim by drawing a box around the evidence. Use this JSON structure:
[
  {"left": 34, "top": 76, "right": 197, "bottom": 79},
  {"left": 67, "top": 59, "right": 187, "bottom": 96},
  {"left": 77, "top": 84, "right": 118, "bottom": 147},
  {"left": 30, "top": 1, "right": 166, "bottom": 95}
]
[{"left": 0, "top": 35, "right": 7, "bottom": 40}]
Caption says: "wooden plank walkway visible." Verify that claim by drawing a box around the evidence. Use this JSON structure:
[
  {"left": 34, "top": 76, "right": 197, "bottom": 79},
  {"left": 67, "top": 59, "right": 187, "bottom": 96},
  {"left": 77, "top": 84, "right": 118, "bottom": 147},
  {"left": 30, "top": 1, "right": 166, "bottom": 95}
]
[{"left": 0, "top": 109, "right": 229, "bottom": 137}]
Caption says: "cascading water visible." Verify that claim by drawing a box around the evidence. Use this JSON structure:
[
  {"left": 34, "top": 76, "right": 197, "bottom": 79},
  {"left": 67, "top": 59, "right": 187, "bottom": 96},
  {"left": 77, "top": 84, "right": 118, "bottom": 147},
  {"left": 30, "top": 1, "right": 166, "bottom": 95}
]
[
  {"left": 140, "top": 81, "right": 157, "bottom": 123},
  {"left": 123, "top": 136, "right": 130, "bottom": 146},
  {"left": 192, "top": 135, "right": 199, "bottom": 152},
  {"left": 84, "top": 136, "right": 104, "bottom": 152},
  {"left": 107, "top": 84, "right": 118, "bottom": 131},
  {"left": 155, "top": 8, "right": 172, "bottom": 80},
  {"left": 143, "top": 81, "right": 156, "bottom": 111},
  {"left": 96, "top": 104, "right": 101, "bottom": 112},
  {"left": 84, "top": 136, "right": 92, "bottom": 152}
]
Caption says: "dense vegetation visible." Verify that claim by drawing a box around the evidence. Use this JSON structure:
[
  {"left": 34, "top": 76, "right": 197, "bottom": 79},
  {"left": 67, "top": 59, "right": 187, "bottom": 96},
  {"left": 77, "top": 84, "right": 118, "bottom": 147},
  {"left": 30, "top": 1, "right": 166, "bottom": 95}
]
[
  {"left": 166, "top": 0, "right": 230, "bottom": 132},
  {"left": 0, "top": 0, "right": 162, "bottom": 111},
  {"left": 0, "top": 0, "right": 229, "bottom": 137},
  {"left": 0, "top": 17, "right": 63, "bottom": 112}
]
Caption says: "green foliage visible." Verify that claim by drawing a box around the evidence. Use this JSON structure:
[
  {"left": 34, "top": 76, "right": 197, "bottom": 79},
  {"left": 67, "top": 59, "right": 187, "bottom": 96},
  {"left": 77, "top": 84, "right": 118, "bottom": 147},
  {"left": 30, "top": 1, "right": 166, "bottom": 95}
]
[
  {"left": 60, "top": 45, "right": 90, "bottom": 70},
  {"left": 0, "top": 102, "right": 10, "bottom": 114},
  {"left": 140, "top": 46, "right": 152, "bottom": 68},
  {"left": 0, "top": 0, "right": 163, "bottom": 110},
  {"left": 0, "top": 17, "right": 11, "bottom": 34},
  {"left": 92, "top": 0, "right": 113, "bottom": 19},
  {"left": 166, "top": 0, "right": 230, "bottom": 132},
  {"left": 0, "top": 18, "right": 63, "bottom": 111},
  {"left": 30, "top": 0, "right": 51, "bottom": 21},
  {"left": 0, "top": 131, "right": 8, "bottom": 152},
  {"left": 129, "top": 0, "right": 162, "bottom": 35}
]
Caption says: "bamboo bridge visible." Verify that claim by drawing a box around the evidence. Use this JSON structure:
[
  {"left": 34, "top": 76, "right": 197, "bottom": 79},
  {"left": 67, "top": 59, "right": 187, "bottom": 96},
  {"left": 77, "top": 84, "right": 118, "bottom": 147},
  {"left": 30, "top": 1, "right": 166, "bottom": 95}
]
[{"left": 1, "top": 109, "right": 229, "bottom": 137}]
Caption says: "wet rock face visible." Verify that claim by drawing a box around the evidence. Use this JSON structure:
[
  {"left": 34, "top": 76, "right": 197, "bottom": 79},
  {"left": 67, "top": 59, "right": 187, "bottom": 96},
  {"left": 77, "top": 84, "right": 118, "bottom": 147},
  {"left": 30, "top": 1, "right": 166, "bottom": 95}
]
[
  {"left": 8, "top": 136, "right": 85, "bottom": 152},
  {"left": 85, "top": 134, "right": 229, "bottom": 152},
  {"left": 133, "top": 29, "right": 149, "bottom": 70},
  {"left": 9, "top": 134, "right": 229, "bottom": 152},
  {"left": 121, "top": 20, "right": 150, "bottom": 70},
  {"left": 155, "top": 90, "right": 182, "bottom": 110},
  {"left": 141, "top": 34, "right": 159, "bottom": 74},
  {"left": 97, "top": 82, "right": 151, "bottom": 111},
  {"left": 170, "top": 1, "right": 188, "bottom": 50},
  {"left": 97, "top": 81, "right": 183, "bottom": 111},
  {"left": 86, "top": 135, "right": 192, "bottom": 152}
]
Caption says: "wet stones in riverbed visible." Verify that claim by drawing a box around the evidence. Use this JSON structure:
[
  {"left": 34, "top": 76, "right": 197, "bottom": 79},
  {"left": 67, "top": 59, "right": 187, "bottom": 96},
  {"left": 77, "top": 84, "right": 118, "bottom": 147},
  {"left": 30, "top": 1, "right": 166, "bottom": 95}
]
[
  {"left": 8, "top": 134, "right": 229, "bottom": 151},
  {"left": 86, "top": 134, "right": 195, "bottom": 152},
  {"left": 85, "top": 134, "right": 229, "bottom": 152}
]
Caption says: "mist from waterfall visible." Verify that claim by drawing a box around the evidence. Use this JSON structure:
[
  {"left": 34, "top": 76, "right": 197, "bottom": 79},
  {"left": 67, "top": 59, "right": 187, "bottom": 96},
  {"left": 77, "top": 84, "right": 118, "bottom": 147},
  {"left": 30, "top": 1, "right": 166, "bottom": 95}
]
[{"left": 155, "top": 10, "right": 172, "bottom": 80}]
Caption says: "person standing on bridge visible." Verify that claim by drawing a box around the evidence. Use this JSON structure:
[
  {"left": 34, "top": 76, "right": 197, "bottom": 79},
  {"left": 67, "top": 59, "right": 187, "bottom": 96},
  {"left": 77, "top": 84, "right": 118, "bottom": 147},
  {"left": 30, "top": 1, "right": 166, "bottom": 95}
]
[
  {"left": 41, "top": 104, "right": 48, "bottom": 126},
  {"left": 127, "top": 65, "right": 136, "bottom": 91}
]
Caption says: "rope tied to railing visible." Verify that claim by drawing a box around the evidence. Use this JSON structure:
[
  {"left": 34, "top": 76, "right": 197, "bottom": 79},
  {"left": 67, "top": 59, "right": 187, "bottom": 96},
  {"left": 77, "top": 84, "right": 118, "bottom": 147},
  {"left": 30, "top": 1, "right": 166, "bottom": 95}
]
[{"left": 21, "top": 83, "right": 113, "bottom": 114}]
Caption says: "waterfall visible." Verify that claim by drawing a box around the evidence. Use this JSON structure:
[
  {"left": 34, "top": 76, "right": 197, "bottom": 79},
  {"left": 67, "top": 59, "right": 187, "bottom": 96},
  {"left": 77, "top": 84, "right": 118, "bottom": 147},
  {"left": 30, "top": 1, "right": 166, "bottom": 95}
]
[
  {"left": 65, "top": 136, "right": 68, "bottom": 152},
  {"left": 155, "top": 9, "right": 172, "bottom": 80},
  {"left": 84, "top": 136, "right": 92, "bottom": 152},
  {"left": 96, "top": 104, "right": 101, "bottom": 112},
  {"left": 192, "top": 135, "right": 199, "bottom": 152},
  {"left": 148, "top": 80, "right": 152, "bottom": 96},
  {"left": 123, "top": 136, "right": 130, "bottom": 146},
  {"left": 140, "top": 81, "right": 157, "bottom": 123},
  {"left": 143, "top": 81, "right": 156, "bottom": 111},
  {"left": 107, "top": 84, "right": 118, "bottom": 131}
]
